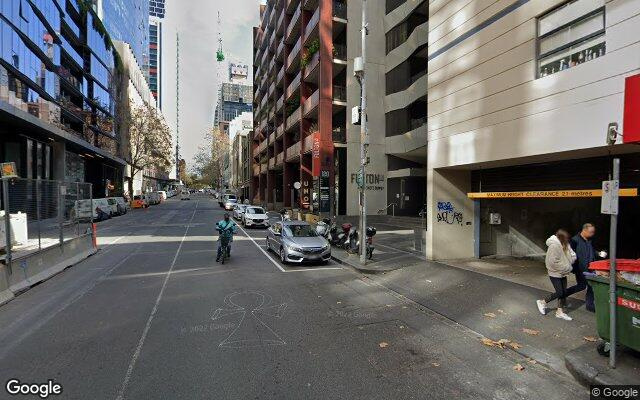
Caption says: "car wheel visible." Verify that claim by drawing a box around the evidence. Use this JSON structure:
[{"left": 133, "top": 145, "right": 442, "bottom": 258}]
[{"left": 279, "top": 247, "right": 287, "bottom": 264}]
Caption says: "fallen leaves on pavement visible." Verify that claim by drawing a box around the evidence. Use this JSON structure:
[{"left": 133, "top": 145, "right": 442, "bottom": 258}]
[
  {"left": 431, "top": 362, "right": 440, "bottom": 367},
  {"left": 522, "top": 328, "right": 540, "bottom": 336},
  {"left": 379, "top": 342, "right": 389, "bottom": 348},
  {"left": 509, "top": 342, "right": 523, "bottom": 350},
  {"left": 513, "top": 364, "right": 525, "bottom": 371},
  {"left": 483, "top": 313, "right": 497, "bottom": 318},
  {"left": 583, "top": 336, "right": 598, "bottom": 342}
]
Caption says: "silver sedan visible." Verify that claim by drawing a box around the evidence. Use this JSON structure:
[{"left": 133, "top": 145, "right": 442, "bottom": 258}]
[
  {"left": 266, "top": 221, "right": 331, "bottom": 264},
  {"left": 232, "top": 204, "right": 248, "bottom": 220}
]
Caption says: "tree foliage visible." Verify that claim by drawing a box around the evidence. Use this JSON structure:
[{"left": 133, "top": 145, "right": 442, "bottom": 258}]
[
  {"left": 192, "top": 128, "right": 230, "bottom": 189},
  {"left": 126, "top": 104, "right": 173, "bottom": 194}
]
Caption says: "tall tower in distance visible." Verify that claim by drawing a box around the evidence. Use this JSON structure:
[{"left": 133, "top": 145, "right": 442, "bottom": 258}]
[{"left": 149, "top": 0, "right": 165, "bottom": 109}]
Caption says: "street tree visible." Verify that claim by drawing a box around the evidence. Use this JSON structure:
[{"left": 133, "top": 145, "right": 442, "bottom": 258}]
[
  {"left": 192, "top": 128, "right": 230, "bottom": 189},
  {"left": 125, "top": 104, "right": 173, "bottom": 196}
]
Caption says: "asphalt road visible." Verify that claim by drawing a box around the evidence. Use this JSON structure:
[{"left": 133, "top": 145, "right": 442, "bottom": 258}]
[{"left": 0, "top": 196, "right": 588, "bottom": 400}]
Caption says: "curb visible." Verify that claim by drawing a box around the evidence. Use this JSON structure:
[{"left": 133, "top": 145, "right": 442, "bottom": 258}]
[{"left": 330, "top": 255, "right": 396, "bottom": 274}]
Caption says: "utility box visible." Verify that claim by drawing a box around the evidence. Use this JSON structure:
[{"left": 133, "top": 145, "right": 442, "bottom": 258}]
[
  {"left": 489, "top": 213, "right": 502, "bottom": 225},
  {"left": 0, "top": 211, "right": 28, "bottom": 249}
]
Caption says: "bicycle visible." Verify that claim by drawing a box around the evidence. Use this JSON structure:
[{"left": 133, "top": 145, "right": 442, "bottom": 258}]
[{"left": 217, "top": 225, "right": 234, "bottom": 264}]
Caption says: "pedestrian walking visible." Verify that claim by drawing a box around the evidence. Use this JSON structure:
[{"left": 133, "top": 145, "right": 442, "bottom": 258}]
[
  {"left": 568, "top": 223, "right": 596, "bottom": 312},
  {"left": 536, "top": 229, "right": 577, "bottom": 321}
]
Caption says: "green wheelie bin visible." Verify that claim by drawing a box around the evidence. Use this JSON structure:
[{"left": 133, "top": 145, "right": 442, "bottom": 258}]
[{"left": 587, "top": 275, "right": 640, "bottom": 355}]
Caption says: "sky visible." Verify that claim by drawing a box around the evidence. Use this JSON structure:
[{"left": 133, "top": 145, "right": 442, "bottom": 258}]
[{"left": 160, "top": 0, "right": 263, "bottom": 169}]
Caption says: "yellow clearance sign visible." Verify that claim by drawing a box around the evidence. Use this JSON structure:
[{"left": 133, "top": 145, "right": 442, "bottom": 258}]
[{"left": 467, "top": 188, "right": 638, "bottom": 199}]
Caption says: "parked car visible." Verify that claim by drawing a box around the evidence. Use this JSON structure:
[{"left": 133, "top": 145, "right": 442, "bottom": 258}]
[
  {"left": 73, "top": 198, "right": 111, "bottom": 221},
  {"left": 132, "top": 195, "right": 149, "bottom": 209},
  {"left": 147, "top": 192, "right": 160, "bottom": 205},
  {"left": 242, "top": 206, "right": 269, "bottom": 228},
  {"left": 181, "top": 190, "right": 191, "bottom": 200},
  {"left": 266, "top": 221, "right": 331, "bottom": 264},
  {"left": 233, "top": 204, "right": 248, "bottom": 220},
  {"left": 106, "top": 197, "right": 127, "bottom": 216},
  {"left": 219, "top": 194, "right": 237, "bottom": 207},
  {"left": 223, "top": 197, "right": 238, "bottom": 211},
  {"left": 114, "top": 197, "right": 130, "bottom": 213},
  {"left": 158, "top": 191, "right": 167, "bottom": 201}
]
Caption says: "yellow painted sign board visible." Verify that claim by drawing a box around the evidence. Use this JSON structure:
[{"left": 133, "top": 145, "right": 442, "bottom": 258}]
[
  {"left": 467, "top": 189, "right": 638, "bottom": 199},
  {"left": 1, "top": 162, "right": 17, "bottom": 178}
]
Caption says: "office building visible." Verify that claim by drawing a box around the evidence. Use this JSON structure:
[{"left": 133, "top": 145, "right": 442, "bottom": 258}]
[
  {"left": 93, "top": 0, "right": 149, "bottom": 68},
  {"left": 425, "top": 0, "right": 640, "bottom": 260},
  {"left": 229, "top": 112, "right": 253, "bottom": 201},
  {"left": 0, "top": 0, "right": 125, "bottom": 195},
  {"left": 148, "top": 0, "right": 165, "bottom": 107}
]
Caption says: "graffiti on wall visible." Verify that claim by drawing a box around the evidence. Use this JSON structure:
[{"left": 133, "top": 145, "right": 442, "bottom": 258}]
[{"left": 436, "top": 201, "right": 463, "bottom": 226}]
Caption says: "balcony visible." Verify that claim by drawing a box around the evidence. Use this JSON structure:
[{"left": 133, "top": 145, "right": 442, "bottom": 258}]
[
  {"left": 332, "top": 128, "right": 346, "bottom": 143},
  {"left": 269, "top": 157, "right": 276, "bottom": 170},
  {"left": 276, "top": 64, "right": 285, "bottom": 85},
  {"left": 333, "top": 43, "right": 347, "bottom": 61},
  {"left": 286, "top": 37, "right": 302, "bottom": 72},
  {"left": 304, "top": 52, "right": 320, "bottom": 83},
  {"left": 261, "top": 162, "right": 268, "bottom": 173},
  {"left": 286, "top": 0, "right": 299, "bottom": 13},
  {"left": 276, "top": 152, "right": 284, "bottom": 166},
  {"left": 258, "top": 140, "right": 268, "bottom": 154},
  {"left": 253, "top": 146, "right": 260, "bottom": 158},
  {"left": 286, "top": 141, "right": 301, "bottom": 161},
  {"left": 277, "top": 9, "right": 285, "bottom": 36},
  {"left": 268, "top": 81, "right": 276, "bottom": 97},
  {"left": 253, "top": 164, "right": 261, "bottom": 176},
  {"left": 333, "top": 85, "right": 346, "bottom": 103},
  {"left": 286, "top": 71, "right": 301, "bottom": 99},
  {"left": 333, "top": 1, "right": 347, "bottom": 20},
  {"left": 276, "top": 122, "right": 285, "bottom": 139},
  {"left": 286, "top": 106, "right": 301, "bottom": 129},
  {"left": 269, "top": 31, "right": 276, "bottom": 51},
  {"left": 303, "top": 89, "right": 319, "bottom": 116},
  {"left": 276, "top": 40, "right": 285, "bottom": 61},
  {"left": 286, "top": 3, "right": 302, "bottom": 43},
  {"left": 303, "top": 134, "right": 314, "bottom": 153},
  {"left": 304, "top": 8, "right": 320, "bottom": 43},
  {"left": 276, "top": 94, "right": 284, "bottom": 112}
]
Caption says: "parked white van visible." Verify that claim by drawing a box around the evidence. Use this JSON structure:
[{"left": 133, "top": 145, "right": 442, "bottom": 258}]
[
  {"left": 74, "top": 199, "right": 111, "bottom": 221},
  {"left": 107, "top": 197, "right": 128, "bottom": 216}
]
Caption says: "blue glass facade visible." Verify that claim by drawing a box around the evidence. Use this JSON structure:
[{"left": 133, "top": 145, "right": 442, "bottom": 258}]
[
  {"left": 99, "top": 0, "right": 148, "bottom": 67},
  {"left": 1, "top": 0, "right": 120, "bottom": 171}
]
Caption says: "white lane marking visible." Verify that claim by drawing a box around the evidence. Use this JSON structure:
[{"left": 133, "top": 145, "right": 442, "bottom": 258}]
[
  {"left": 237, "top": 224, "right": 285, "bottom": 272},
  {"left": 116, "top": 207, "right": 198, "bottom": 400}
]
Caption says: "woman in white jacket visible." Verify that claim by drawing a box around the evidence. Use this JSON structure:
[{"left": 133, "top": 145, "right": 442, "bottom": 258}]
[{"left": 536, "top": 229, "right": 577, "bottom": 321}]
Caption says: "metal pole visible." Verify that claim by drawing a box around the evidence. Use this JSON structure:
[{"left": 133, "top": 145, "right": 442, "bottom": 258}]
[
  {"left": 359, "top": 0, "right": 368, "bottom": 264},
  {"left": 58, "top": 183, "right": 64, "bottom": 249},
  {"left": 36, "top": 180, "right": 41, "bottom": 250},
  {"left": 2, "top": 179, "right": 12, "bottom": 274},
  {"left": 609, "top": 157, "right": 619, "bottom": 368},
  {"left": 76, "top": 182, "right": 80, "bottom": 236}
]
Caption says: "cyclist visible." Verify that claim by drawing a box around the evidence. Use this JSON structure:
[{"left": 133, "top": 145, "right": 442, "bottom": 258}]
[{"left": 216, "top": 213, "right": 237, "bottom": 262}]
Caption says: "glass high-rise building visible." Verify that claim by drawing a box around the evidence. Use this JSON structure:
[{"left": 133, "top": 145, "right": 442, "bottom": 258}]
[
  {"left": 94, "top": 0, "right": 149, "bottom": 68},
  {"left": 148, "top": 0, "right": 165, "bottom": 107}
]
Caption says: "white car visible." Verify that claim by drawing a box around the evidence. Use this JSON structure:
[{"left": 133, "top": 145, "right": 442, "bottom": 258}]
[
  {"left": 158, "top": 191, "right": 167, "bottom": 201},
  {"left": 242, "top": 206, "right": 269, "bottom": 228},
  {"left": 233, "top": 204, "right": 248, "bottom": 220},
  {"left": 106, "top": 197, "right": 128, "bottom": 216},
  {"left": 223, "top": 198, "right": 238, "bottom": 211}
]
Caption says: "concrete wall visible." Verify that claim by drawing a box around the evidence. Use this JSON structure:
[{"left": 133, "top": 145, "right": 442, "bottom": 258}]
[
  {"left": 0, "top": 234, "right": 96, "bottom": 306},
  {"left": 425, "top": 0, "right": 640, "bottom": 259}
]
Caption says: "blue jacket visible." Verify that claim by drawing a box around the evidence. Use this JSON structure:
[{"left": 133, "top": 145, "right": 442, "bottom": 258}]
[{"left": 570, "top": 234, "right": 595, "bottom": 273}]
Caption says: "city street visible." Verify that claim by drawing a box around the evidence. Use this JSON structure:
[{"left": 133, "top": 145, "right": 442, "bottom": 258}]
[{"left": 0, "top": 196, "right": 587, "bottom": 399}]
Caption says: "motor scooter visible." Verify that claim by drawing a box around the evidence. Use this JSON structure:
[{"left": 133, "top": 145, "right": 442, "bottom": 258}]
[
  {"left": 315, "top": 218, "right": 332, "bottom": 238},
  {"left": 328, "top": 222, "right": 341, "bottom": 245},
  {"left": 347, "top": 226, "right": 376, "bottom": 259}
]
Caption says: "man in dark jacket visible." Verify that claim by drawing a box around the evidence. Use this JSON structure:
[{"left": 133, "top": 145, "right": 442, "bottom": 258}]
[{"left": 567, "top": 223, "right": 596, "bottom": 312}]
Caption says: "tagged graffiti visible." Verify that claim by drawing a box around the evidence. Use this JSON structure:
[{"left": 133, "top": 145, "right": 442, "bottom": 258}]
[{"left": 436, "top": 201, "right": 463, "bottom": 226}]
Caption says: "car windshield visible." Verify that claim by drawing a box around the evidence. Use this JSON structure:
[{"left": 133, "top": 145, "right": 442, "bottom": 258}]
[
  {"left": 246, "top": 207, "right": 264, "bottom": 214},
  {"left": 284, "top": 225, "right": 317, "bottom": 237}
]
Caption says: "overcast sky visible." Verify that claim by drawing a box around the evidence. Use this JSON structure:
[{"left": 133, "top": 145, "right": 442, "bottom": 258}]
[{"left": 160, "top": 0, "right": 263, "bottom": 169}]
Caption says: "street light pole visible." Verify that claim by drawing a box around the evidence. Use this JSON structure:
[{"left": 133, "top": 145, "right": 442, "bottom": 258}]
[{"left": 359, "top": 0, "right": 368, "bottom": 264}]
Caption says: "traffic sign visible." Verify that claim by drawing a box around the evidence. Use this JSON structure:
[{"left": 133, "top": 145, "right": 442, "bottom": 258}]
[{"left": 601, "top": 180, "right": 620, "bottom": 215}]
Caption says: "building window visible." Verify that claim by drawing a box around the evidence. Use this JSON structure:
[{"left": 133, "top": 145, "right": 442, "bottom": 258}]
[{"left": 537, "top": 0, "right": 605, "bottom": 78}]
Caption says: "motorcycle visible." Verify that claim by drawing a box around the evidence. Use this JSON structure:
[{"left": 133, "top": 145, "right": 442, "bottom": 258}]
[
  {"left": 315, "top": 217, "right": 332, "bottom": 238},
  {"left": 279, "top": 208, "right": 291, "bottom": 221},
  {"left": 347, "top": 226, "right": 377, "bottom": 259},
  {"left": 327, "top": 222, "right": 342, "bottom": 246}
]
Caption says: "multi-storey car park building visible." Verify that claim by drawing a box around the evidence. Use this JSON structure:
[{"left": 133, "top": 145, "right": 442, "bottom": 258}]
[
  {"left": 426, "top": 0, "right": 640, "bottom": 261},
  {"left": 0, "top": 0, "right": 124, "bottom": 195},
  {"left": 252, "top": 0, "right": 349, "bottom": 215}
]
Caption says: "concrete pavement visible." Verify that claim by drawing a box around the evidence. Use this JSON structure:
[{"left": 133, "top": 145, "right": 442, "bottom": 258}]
[{"left": 0, "top": 196, "right": 587, "bottom": 399}]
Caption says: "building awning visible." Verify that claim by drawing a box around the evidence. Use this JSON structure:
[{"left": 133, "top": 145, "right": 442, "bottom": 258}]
[{"left": 467, "top": 188, "right": 638, "bottom": 199}]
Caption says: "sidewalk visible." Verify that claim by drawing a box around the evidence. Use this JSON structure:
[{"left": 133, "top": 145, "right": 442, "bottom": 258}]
[{"left": 333, "top": 245, "right": 639, "bottom": 382}]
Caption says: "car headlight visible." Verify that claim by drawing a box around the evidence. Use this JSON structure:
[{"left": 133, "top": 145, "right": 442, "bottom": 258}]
[
  {"left": 323, "top": 244, "right": 329, "bottom": 250},
  {"left": 290, "top": 246, "right": 303, "bottom": 253}
]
